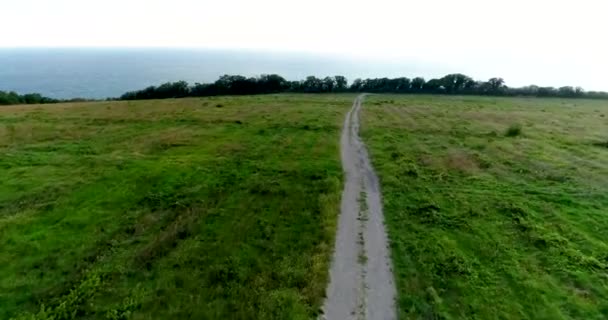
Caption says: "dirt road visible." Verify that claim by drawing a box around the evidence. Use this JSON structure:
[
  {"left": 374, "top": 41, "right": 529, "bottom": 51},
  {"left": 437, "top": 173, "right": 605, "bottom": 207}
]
[{"left": 322, "top": 95, "right": 396, "bottom": 320}]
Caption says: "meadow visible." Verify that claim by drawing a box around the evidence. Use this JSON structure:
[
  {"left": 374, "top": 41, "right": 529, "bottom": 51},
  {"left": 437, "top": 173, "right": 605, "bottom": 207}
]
[
  {"left": 4, "top": 92, "right": 608, "bottom": 320},
  {"left": 0, "top": 95, "right": 352, "bottom": 319},
  {"left": 361, "top": 95, "right": 608, "bottom": 319}
]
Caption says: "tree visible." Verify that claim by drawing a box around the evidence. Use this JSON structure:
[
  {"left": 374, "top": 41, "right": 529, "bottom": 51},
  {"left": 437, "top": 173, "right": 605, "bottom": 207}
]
[
  {"left": 258, "top": 74, "right": 288, "bottom": 93},
  {"left": 334, "top": 76, "right": 348, "bottom": 91},
  {"left": 514, "top": 85, "right": 539, "bottom": 96},
  {"left": 558, "top": 86, "right": 576, "bottom": 97},
  {"left": 440, "top": 74, "right": 473, "bottom": 94},
  {"left": 0, "top": 91, "right": 21, "bottom": 105},
  {"left": 350, "top": 79, "right": 363, "bottom": 92},
  {"left": 303, "top": 76, "right": 323, "bottom": 93},
  {"left": 288, "top": 80, "right": 302, "bottom": 92},
  {"left": 156, "top": 81, "right": 190, "bottom": 98},
  {"left": 322, "top": 77, "right": 336, "bottom": 92},
  {"left": 463, "top": 78, "right": 477, "bottom": 93},
  {"left": 393, "top": 77, "right": 411, "bottom": 93},
  {"left": 411, "top": 77, "right": 426, "bottom": 92},
  {"left": 488, "top": 78, "right": 505, "bottom": 93},
  {"left": 191, "top": 82, "right": 215, "bottom": 96},
  {"left": 537, "top": 87, "right": 557, "bottom": 97},
  {"left": 424, "top": 79, "right": 444, "bottom": 93}
]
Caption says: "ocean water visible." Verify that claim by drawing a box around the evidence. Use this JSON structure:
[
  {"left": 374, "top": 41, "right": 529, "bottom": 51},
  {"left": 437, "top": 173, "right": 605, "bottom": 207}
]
[{"left": 0, "top": 49, "right": 443, "bottom": 99}]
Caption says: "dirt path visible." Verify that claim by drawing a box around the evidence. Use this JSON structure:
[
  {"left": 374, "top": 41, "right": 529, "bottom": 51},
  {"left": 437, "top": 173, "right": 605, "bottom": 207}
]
[{"left": 322, "top": 95, "right": 397, "bottom": 320}]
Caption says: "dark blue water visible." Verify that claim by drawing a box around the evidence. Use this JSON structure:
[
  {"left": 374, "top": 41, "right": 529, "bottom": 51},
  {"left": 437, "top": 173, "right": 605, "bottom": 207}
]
[{"left": 0, "top": 48, "right": 444, "bottom": 99}]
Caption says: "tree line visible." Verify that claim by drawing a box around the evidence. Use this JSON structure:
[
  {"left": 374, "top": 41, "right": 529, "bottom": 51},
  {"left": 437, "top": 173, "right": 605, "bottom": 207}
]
[
  {"left": 2, "top": 73, "right": 608, "bottom": 105},
  {"left": 0, "top": 91, "right": 58, "bottom": 106},
  {"left": 119, "top": 73, "right": 608, "bottom": 100},
  {"left": 351, "top": 74, "right": 608, "bottom": 99},
  {"left": 118, "top": 75, "right": 349, "bottom": 100}
]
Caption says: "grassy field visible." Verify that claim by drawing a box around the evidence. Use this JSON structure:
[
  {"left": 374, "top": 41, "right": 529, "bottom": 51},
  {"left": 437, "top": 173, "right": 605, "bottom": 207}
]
[
  {"left": 0, "top": 95, "right": 352, "bottom": 319},
  {"left": 6, "top": 93, "right": 608, "bottom": 320},
  {"left": 361, "top": 95, "right": 608, "bottom": 319}
]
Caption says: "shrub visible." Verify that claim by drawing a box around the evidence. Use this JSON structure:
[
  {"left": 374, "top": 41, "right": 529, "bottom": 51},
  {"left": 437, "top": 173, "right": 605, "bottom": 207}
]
[
  {"left": 505, "top": 124, "right": 522, "bottom": 137},
  {"left": 592, "top": 141, "right": 608, "bottom": 148}
]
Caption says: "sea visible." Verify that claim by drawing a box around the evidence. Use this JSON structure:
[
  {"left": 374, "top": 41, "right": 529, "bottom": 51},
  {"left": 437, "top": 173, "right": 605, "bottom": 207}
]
[{"left": 0, "top": 48, "right": 446, "bottom": 99}]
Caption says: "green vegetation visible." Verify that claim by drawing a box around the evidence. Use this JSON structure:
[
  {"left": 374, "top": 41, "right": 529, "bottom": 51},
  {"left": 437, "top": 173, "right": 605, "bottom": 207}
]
[
  {"left": 0, "top": 91, "right": 58, "bottom": 106},
  {"left": 505, "top": 123, "right": 523, "bottom": 137},
  {"left": 119, "top": 75, "right": 350, "bottom": 100},
  {"left": 0, "top": 94, "right": 352, "bottom": 319},
  {"left": 361, "top": 95, "right": 608, "bottom": 319},
  {"left": 118, "top": 74, "right": 608, "bottom": 102},
  {"left": 6, "top": 91, "right": 608, "bottom": 319},
  {"left": 4, "top": 73, "right": 608, "bottom": 105}
]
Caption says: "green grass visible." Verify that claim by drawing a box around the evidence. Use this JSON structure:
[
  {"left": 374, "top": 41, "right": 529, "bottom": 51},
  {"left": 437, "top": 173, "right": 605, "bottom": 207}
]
[
  {"left": 0, "top": 94, "right": 352, "bottom": 319},
  {"left": 361, "top": 95, "right": 608, "bottom": 319}
]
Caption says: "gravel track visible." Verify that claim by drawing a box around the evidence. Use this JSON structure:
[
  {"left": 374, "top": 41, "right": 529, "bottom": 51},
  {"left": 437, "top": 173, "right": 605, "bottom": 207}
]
[{"left": 322, "top": 95, "right": 396, "bottom": 320}]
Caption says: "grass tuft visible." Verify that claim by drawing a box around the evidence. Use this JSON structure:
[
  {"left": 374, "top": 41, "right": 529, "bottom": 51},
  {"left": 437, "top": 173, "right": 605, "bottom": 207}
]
[
  {"left": 592, "top": 140, "right": 608, "bottom": 148},
  {"left": 505, "top": 123, "right": 522, "bottom": 137}
]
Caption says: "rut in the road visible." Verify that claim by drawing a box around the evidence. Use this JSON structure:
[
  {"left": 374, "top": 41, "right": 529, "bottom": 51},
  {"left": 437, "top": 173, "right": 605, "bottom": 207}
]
[{"left": 322, "top": 95, "right": 396, "bottom": 320}]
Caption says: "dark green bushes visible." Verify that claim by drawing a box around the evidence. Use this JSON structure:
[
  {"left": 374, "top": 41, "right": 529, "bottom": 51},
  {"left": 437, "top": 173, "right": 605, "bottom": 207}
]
[
  {"left": 505, "top": 124, "right": 522, "bottom": 137},
  {"left": 0, "top": 91, "right": 58, "bottom": 105}
]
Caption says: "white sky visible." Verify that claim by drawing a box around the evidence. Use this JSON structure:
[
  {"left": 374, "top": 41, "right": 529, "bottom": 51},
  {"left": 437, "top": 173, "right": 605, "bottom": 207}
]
[{"left": 1, "top": 0, "right": 607, "bottom": 90}]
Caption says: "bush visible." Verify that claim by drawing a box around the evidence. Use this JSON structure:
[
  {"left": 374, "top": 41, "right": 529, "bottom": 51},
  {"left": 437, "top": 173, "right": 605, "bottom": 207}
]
[
  {"left": 505, "top": 124, "right": 522, "bottom": 137},
  {"left": 0, "top": 90, "right": 58, "bottom": 105},
  {"left": 592, "top": 141, "right": 608, "bottom": 148}
]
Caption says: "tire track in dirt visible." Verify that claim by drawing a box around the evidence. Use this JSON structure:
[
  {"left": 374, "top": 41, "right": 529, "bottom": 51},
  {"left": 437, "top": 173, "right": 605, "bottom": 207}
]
[{"left": 322, "top": 95, "right": 396, "bottom": 320}]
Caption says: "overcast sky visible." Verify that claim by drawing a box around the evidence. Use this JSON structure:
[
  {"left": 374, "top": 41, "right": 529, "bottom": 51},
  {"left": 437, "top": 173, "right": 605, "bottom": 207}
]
[{"left": 2, "top": 0, "right": 607, "bottom": 90}]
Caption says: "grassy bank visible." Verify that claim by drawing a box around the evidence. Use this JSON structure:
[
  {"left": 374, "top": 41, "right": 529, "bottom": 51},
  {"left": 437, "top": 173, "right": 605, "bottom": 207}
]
[
  {"left": 361, "top": 95, "right": 608, "bottom": 319},
  {"left": 0, "top": 95, "right": 351, "bottom": 319}
]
